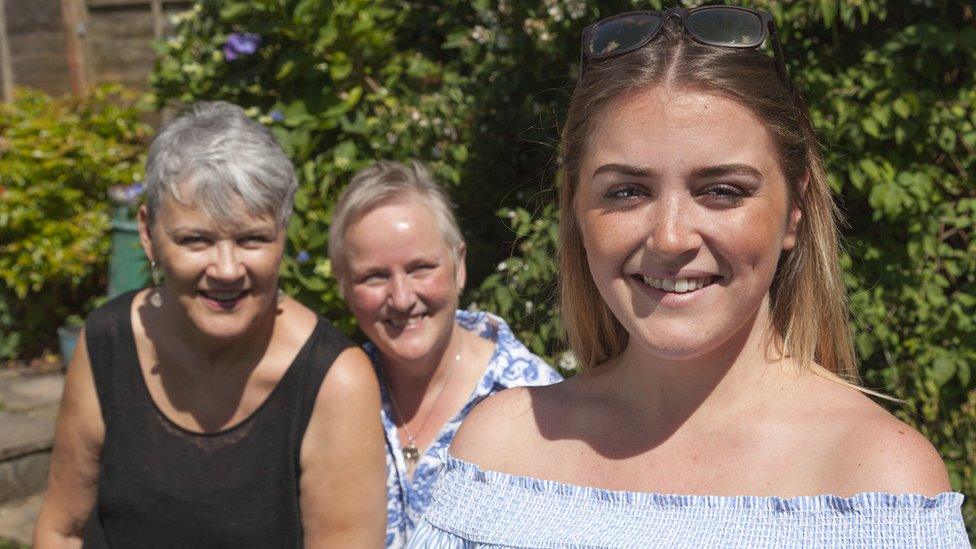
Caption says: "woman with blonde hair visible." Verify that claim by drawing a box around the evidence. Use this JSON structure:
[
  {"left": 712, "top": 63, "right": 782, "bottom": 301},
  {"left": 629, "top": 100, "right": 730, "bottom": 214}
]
[
  {"left": 328, "top": 160, "right": 561, "bottom": 547},
  {"left": 409, "top": 7, "right": 968, "bottom": 547}
]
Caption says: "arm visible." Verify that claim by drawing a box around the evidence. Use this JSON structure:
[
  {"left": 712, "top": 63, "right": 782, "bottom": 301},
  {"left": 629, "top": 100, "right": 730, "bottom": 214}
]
[
  {"left": 33, "top": 329, "right": 105, "bottom": 548},
  {"left": 299, "top": 347, "right": 386, "bottom": 548}
]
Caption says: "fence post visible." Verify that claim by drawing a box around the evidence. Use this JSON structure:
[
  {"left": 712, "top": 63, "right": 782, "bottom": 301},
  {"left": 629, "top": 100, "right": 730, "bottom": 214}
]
[
  {"left": 150, "top": 0, "right": 163, "bottom": 39},
  {"left": 0, "top": 0, "right": 13, "bottom": 102},
  {"left": 60, "top": 0, "right": 90, "bottom": 95}
]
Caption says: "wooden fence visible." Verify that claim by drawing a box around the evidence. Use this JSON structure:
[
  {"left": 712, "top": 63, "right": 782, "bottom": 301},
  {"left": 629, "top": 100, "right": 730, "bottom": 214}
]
[{"left": 0, "top": 0, "right": 191, "bottom": 100}]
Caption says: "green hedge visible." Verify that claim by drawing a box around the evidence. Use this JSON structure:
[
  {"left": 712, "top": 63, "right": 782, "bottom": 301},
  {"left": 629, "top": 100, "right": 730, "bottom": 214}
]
[
  {"left": 152, "top": 0, "right": 974, "bottom": 531},
  {"left": 0, "top": 86, "right": 148, "bottom": 358}
]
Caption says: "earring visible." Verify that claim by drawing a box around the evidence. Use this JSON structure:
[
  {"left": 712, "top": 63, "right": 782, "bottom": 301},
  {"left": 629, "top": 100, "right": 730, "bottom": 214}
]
[
  {"left": 149, "top": 259, "right": 164, "bottom": 308},
  {"left": 277, "top": 288, "right": 285, "bottom": 304}
]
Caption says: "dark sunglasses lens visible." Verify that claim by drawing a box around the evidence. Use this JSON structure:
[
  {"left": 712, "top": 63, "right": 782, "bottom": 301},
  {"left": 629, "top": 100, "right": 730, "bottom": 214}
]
[
  {"left": 588, "top": 14, "right": 663, "bottom": 58},
  {"left": 686, "top": 8, "right": 764, "bottom": 47}
]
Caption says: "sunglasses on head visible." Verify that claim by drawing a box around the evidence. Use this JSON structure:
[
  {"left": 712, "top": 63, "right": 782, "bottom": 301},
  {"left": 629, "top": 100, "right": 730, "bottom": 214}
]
[{"left": 580, "top": 7, "right": 794, "bottom": 93}]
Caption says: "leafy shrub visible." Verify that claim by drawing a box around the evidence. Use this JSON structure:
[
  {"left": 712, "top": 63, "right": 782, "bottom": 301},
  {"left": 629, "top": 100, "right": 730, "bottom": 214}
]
[
  {"left": 152, "top": 0, "right": 974, "bottom": 533},
  {"left": 0, "top": 85, "right": 148, "bottom": 358}
]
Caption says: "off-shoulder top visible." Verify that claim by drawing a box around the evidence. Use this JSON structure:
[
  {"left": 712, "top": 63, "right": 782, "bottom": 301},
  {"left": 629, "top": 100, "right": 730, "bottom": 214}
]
[{"left": 408, "top": 453, "right": 969, "bottom": 548}]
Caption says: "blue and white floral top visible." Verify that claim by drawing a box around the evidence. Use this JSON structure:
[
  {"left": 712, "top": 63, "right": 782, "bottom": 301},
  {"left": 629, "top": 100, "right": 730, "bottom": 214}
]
[
  {"left": 408, "top": 454, "right": 970, "bottom": 548},
  {"left": 365, "top": 309, "right": 563, "bottom": 548}
]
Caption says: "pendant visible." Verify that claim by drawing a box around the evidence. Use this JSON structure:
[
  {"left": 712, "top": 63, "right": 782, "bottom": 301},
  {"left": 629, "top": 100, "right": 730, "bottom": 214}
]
[{"left": 403, "top": 443, "right": 421, "bottom": 464}]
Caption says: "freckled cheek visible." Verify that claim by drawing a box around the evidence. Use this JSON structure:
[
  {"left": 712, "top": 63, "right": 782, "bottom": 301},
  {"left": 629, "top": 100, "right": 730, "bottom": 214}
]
[
  {"left": 712, "top": 209, "right": 789, "bottom": 273},
  {"left": 581, "top": 213, "right": 646, "bottom": 266}
]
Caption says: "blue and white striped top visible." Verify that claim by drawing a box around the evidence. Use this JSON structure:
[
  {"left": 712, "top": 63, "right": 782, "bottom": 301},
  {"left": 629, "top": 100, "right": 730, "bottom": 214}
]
[{"left": 408, "top": 453, "right": 970, "bottom": 548}]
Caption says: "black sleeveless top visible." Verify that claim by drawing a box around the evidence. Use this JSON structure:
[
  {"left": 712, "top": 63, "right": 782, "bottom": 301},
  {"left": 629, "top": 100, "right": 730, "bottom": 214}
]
[{"left": 81, "top": 291, "right": 353, "bottom": 548}]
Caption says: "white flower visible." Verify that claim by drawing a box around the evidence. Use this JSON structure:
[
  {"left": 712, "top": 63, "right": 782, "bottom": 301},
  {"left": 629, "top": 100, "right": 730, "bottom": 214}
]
[
  {"left": 471, "top": 25, "right": 492, "bottom": 44},
  {"left": 497, "top": 261, "right": 508, "bottom": 271},
  {"left": 566, "top": 0, "right": 586, "bottom": 20},
  {"left": 558, "top": 351, "right": 580, "bottom": 371},
  {"left": 545, "top": 0, "right": 564, "bottom": 22}
]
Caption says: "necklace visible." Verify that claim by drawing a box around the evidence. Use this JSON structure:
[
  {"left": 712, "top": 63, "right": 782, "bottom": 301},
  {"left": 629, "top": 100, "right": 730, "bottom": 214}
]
[{"left": 381, "top": 335, "right": 462, "bottom": 470}]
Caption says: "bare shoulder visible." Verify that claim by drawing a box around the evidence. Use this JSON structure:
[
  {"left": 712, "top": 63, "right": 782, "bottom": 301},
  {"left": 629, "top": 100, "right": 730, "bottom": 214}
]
[
  {"left": 805, "top": 377, "right": 950, "bottom": 496},
  {"left": 450, "top": 383, "right": 549, "bottom": 470},
  {"left": 302, "top": 346, "right": 381, "bottom": 459},
  {"left": 317, "top": 346, "right": 380, "bottom": 405}
]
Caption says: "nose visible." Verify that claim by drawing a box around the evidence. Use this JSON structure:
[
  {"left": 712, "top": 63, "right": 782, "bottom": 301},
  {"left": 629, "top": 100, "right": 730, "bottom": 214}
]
[
  {"left": 387, "top": 273, "right": 417, "bottom": 311},
  {"left": 207, "top": 241, "right": 246, "bottom": 282},
  {"left": 647, "top": 194, "right": 702, "bottom": 260}
]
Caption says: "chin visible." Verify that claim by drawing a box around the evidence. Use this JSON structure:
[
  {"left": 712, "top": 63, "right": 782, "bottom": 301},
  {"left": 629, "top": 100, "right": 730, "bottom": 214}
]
[
  {"left": 381, "top": 341, "right": 438, "bottom": 365},
  {"left": 183, "top": 307, "right": 267, "bottom": 342},
  {"left": 628, "top": 325, "right": 728, "bottom": 363}
]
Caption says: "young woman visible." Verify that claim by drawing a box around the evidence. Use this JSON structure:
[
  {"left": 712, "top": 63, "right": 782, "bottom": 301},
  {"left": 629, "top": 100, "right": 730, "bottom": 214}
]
[
  {"left": 409, "top": 7, "right": 968, "bottom": 547},
  {"left": 328, "top": 160, "right": 561, "bottom": 547},
  {"left": 34, "top": 101, "right": 386, "bottom": 548}
]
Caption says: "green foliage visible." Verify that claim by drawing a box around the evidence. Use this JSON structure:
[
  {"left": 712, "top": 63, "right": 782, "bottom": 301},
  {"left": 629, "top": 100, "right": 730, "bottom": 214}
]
[
  {"left": 152, "top": 0, "right": 975, "bottom": 533},
  {"left": 0, "top": 86, "right": 148, "bottom": 358}
]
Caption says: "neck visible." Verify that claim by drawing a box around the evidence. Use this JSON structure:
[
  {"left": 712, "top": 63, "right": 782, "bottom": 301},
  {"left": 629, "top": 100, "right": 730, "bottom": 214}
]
[
  {"left": 159, "top": 289, "right": 278, "bottom": 372},
  {"left": 381, "top": 322, "right": 462, "bottom": 413},
  {"left": 605, "top": 297, "right": 792, "bottom": 428}
]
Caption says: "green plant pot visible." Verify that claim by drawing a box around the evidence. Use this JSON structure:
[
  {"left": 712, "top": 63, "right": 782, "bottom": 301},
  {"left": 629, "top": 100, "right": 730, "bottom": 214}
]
[
  {"left": 57, "top": 325, "right": 82, "bottom": 368},
  {"left": 108, "top": 207, "right": 149, "bottom": 298}
]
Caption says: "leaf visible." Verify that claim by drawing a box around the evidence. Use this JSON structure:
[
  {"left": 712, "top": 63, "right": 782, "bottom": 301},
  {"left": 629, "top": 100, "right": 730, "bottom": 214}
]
[
  {"left": 329, "top": 53, "right": 353, "bottom": 80},
  {"left": 275, "top": 60, "right": 296, "bottom": 81},
  {"left": 219, "top": 2, "right": 251, "bottom": 21},
  {"left": 494, "top": 285, "right": 512, "bottom": 314},
  {"left": 937, "top": 126, "right": 957, "bottom": 152},
  {"left": 862, "top": 118, "right": 881, "bottom": 138},
  {"left": 893, "top": 97, "right": 911, "bottom": 119},
  {"left": 928, "top": 355, "right": 956, "bottom": 388}
]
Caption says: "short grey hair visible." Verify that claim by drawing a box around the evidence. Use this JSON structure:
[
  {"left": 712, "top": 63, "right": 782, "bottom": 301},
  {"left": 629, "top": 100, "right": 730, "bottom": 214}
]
[
  {"left": 144, "top": 101, "right": 297, "bottom": 227},
  {"left": 328, "top": 160, "right": 464, "bottom": 286}
]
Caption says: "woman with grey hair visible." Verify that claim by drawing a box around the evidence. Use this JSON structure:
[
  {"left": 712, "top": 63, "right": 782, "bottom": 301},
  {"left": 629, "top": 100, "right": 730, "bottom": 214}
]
[
  {"left": 328, "top": 160, "right": 562, "bottom": 547},
  {"left": 34, "top": 101, "right": 386, "bottom": 548}
]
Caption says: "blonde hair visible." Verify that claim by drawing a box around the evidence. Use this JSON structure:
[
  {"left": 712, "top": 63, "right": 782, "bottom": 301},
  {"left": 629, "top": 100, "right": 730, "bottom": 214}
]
[
  {"left": 559, "top": 20, "right": 858, "bottom": 383},
  {"left": 328, "top": 160, "right": 464, "bottom": 288}
]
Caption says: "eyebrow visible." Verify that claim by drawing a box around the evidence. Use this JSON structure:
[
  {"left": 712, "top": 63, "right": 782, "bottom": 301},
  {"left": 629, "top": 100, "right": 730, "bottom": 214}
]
[
  {"left": 690, "top": 164, "right": 764, "bottom": 180},
  {"left": 591, "top": 163, "right": 658, "bottom": 179},
  {"left": 591, "top": 163, "right": 764, "bottom": 181}
]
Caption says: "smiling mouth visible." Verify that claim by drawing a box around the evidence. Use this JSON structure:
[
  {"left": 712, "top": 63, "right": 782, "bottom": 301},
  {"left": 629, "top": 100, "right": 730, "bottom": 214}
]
[
  {"left": 386, "top": 314, "right": 427, "bottom": 328},
  {"left": 200, "top": 289, "right": 248, "bottom": 302},
  {"left": 634, "top": 275, "right": 720, "bottom": 294}
]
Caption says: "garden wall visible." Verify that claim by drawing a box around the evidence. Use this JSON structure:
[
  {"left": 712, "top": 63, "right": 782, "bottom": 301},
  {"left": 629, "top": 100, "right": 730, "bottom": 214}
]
[{"left": 0, "top": 0, "right": 191, "bottom": 97}]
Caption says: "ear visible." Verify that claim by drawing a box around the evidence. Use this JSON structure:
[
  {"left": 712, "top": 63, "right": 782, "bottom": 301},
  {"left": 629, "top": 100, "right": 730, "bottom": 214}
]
[
  {"left": 455, "top": 241, "right": 467, "bottom": 292},
  {"left": 782, "top": 172, "right": 807, "bottom": 252},
  {"left": 137, "top": 204, "right": 156, "bottom": 262}
]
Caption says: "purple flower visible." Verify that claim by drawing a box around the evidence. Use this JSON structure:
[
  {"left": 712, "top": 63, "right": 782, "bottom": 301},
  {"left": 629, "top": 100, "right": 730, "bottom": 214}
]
[
  {"left": 270, "top": 110, "right": 284, "bottom": 122},
  {"left": 109, "top": 182, "right": 145, "bottom": 205},
  {"left": 223, "top": 32, "right": 261, "bottom": 61},
  {"left": 296, "top": 250, "right": 310, "bottom": 264}
]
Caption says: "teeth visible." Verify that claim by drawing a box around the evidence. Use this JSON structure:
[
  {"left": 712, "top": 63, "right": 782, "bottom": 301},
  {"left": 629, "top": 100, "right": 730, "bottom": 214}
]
[
  {"left": 390, "top": 315, "right": 424, "bottom": 327},
  {"left": 641, "top": 276, "right": 712, "bottom": 294},
  {"left": 206, "top": 291, "right": 242, "bottom": 301}
]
